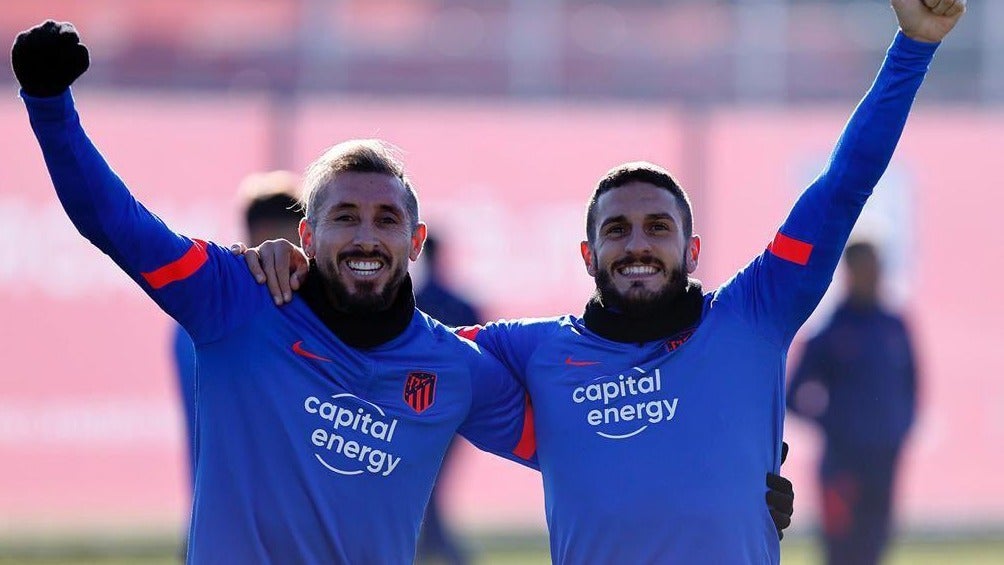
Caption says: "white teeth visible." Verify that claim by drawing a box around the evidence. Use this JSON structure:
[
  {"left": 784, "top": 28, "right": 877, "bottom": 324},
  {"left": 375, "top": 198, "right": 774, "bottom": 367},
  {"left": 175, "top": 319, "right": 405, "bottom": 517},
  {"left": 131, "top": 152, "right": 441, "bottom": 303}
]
[
  {"left": 347, "top": 260, "right": 383, "bottom": 273},
  {"left": 619, "top": 265, "right": 658, "bottom": 275}
]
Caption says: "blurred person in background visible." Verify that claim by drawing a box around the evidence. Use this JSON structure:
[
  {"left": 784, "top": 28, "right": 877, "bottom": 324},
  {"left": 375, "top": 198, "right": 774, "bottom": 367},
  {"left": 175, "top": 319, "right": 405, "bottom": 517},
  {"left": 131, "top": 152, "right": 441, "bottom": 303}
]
[
  {"left": 173, "top": 171, "right": 303, "bottom": 491},
  {"left": 787, "top": 241, "right": 918, "bottom": 565},
  {"left": 248, "top": 2, "right": 965, "bottom": 562},
  {"left": 13, "top": 22, "right": 538, "bottom": 562},
  {"left": 415, "top": 236, "right": 481, "bottom": 333},
  {"left": 413, "top": 235, "right": 481, "bottom": 565}
]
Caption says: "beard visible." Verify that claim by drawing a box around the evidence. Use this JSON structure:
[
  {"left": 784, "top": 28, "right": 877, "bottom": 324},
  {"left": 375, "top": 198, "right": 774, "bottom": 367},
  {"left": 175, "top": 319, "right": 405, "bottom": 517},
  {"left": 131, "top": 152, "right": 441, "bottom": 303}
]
[
  {"left": 594, "top": 257, "right": 689, "bottom": 317},
  {"left": 316, "top": 252, "right": 408, "bottom": 314}
]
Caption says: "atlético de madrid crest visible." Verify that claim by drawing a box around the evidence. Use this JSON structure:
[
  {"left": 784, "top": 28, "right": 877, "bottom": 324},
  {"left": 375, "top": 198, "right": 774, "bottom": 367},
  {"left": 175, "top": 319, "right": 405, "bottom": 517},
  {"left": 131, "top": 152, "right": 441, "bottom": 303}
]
[{"left": 404, "top": 371, "right": 437, "bottom": 413}]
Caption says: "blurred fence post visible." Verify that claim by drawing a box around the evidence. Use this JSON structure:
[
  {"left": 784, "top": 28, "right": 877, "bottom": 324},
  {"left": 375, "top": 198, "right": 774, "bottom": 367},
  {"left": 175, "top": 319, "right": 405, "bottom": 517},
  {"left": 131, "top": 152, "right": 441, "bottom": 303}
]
[
  {"left": 507, "top": 0, "right": 563, "bottom": 97},
  {"left": 733, "top": 0, "right": 789, "bottom": 103},
  {"left": 982, "top": 1, "right": 1004, "bottom": 103}
]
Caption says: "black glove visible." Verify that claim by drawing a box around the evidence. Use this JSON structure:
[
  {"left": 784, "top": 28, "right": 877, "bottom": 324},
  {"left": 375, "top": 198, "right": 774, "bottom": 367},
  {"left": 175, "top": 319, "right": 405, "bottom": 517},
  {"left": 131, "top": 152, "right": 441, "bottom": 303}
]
[
  {"left": 11, "top": 20, "right": 89, "bottom": 98},
  {"left": 766, "top": 441, "right": 794, "bottom": 540}
]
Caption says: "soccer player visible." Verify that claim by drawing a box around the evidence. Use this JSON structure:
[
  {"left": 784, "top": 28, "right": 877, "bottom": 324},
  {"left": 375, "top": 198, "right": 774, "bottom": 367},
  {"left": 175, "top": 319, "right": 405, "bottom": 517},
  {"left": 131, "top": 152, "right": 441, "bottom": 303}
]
[
  {"left": 12, "top": 23, "right": 536, "bottom": 563},
  {"left": 246, "top": 1, "right": 964, "bottom": 562},
  {"left": 787, "top": 241, "right": 919, "bottom": 565}
]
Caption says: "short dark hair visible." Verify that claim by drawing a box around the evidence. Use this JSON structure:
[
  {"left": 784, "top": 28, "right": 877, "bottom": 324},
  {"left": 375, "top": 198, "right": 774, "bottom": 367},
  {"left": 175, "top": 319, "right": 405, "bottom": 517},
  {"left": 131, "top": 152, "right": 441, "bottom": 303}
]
[
  {"left": 239, "top": 170, "right": 302, "bottom": 233},
  {"left": 843, "top": 241, "right": 878, "bottom": 265},
  {"left": 302, "top": 139, "right": 419, "bottom": 231},
  {"left": 585, "top": 161, "right": 693, "bottom": 245}
]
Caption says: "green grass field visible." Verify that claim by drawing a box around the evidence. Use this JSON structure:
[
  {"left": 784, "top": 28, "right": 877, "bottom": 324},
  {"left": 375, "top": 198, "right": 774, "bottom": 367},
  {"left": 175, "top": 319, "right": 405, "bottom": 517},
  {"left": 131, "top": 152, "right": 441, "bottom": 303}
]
[
  {"left": 2, "top": 537, "right": 1004, "bottom": 564},
  {"left": 469, "top": 538, "right": 1004, "bottom": 565}
]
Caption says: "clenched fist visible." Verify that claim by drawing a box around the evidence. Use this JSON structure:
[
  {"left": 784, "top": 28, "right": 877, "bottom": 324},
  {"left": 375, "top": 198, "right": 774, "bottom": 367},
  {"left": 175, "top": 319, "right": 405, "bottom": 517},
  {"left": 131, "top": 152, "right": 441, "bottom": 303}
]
[
  {"left": 11, "top": 20, "right": 89, "bottom": 98},
  {"left": 892, "top": 0, "right": 966, "bottom": 43}
]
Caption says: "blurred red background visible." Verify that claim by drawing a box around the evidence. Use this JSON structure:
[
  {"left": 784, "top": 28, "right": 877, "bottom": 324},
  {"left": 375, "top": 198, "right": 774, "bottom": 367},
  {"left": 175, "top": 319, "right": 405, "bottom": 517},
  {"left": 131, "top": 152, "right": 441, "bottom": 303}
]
[{"left": 1, "top": 91, "right": 1002, "bottom": 536}]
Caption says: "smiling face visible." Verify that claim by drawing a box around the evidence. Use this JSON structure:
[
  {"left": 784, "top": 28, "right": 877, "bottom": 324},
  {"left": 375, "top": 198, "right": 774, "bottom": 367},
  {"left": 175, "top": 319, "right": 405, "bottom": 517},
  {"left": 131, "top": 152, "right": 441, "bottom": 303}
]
[
  {"left": 581, "top": 181, "right": 700, "bottom": 315},
  {"left": 300, "top": 171, "right": 426, "bottom": 313}
]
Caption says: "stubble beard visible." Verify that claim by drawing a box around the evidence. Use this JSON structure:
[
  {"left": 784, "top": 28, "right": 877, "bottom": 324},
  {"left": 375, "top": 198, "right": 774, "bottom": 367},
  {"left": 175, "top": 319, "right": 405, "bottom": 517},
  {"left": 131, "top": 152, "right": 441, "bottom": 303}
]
[
  {"left": 317, "top": 257, "right": 408, "bottom": 314},
  {"left": 595, "top": 259, "right": 689, "bottom": 317}
]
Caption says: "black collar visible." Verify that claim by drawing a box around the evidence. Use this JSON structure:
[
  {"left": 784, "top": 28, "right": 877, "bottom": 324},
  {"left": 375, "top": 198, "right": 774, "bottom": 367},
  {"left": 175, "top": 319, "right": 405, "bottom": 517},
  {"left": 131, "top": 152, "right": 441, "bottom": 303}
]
[
  {"left": 298, "top": 264, "right": 416, "bottom": 349},
  {"left": 582, "top": 280, "right": 705, "bottom": 344}
]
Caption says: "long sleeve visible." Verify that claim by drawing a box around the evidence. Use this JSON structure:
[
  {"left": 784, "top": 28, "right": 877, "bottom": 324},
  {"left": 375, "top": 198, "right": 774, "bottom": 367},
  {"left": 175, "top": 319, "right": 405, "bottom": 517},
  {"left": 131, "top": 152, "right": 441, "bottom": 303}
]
[
  {"left": 457, "top": 343, "right": 538, "bottom": 469},
  {"left": 718, "top": 32, "right": 938, "bottom": 346},
  {"left": 23, "top": 89, "right": 267, "bottom": 343}
]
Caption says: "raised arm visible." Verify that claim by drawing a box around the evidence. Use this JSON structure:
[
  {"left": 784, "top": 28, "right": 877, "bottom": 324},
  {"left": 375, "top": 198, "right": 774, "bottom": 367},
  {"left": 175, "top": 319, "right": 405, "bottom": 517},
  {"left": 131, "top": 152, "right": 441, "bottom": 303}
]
[
  {"left": 719, "top": 0, "right": 964, "bottom": 345},
  {"left": 13, "top": 21, "right": 265, "bottom": 342}
]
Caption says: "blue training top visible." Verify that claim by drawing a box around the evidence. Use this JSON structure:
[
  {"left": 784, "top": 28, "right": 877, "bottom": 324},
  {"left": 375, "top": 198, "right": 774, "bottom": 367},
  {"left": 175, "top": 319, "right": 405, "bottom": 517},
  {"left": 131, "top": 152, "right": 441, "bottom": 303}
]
[
  {"left": 172, "top": 324, "right": 198, "bottom": 488},
  {"left": 23, "top": 92, "right": 536, "bottom": 564},
  {"left": 466, "top": 32, "right": 937, "bottom": 564}
]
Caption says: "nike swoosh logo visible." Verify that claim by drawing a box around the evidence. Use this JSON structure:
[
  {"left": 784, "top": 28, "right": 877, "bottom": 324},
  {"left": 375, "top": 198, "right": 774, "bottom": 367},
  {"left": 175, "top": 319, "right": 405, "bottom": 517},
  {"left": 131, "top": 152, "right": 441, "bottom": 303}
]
[
  {"left": 293, "top": 341, "right": 332, "bottom": 362},
  {"left": 565, "top": 356, "right": 600, "bottom": 367}
]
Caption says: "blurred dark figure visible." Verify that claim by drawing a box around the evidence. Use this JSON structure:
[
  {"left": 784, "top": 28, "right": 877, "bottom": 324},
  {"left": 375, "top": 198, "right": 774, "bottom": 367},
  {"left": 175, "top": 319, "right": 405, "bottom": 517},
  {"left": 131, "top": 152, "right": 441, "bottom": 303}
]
[
  {"left": 787, "top": 241, "right": 918, "bottom": 565},
  {"left": 414, "top": 235, "right": 480, "bottom": 565},
  {"left": 174, "top": 171, "right": 302, "bottom": 489}
]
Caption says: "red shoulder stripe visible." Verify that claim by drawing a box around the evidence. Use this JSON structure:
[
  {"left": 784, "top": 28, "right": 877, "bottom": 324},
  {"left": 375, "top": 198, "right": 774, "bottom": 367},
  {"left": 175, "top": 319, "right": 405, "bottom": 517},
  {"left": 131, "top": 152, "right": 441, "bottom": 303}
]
[
  {"left": 768, "top": 232, "right": 813, "bottom": 266},
  {"left": 142, "top": 239, "right": 209, "bottom": 289}
]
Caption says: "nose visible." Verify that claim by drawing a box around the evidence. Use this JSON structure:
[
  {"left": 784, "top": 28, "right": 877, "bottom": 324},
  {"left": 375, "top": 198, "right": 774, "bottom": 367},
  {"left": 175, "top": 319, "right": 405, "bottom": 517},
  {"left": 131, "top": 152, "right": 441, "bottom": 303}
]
[
  {"left": 351, "top": 222, "right": 380, "bottom": 252},
  {"left": 624, "top": 229, "right": 652, "bottom": 256}
]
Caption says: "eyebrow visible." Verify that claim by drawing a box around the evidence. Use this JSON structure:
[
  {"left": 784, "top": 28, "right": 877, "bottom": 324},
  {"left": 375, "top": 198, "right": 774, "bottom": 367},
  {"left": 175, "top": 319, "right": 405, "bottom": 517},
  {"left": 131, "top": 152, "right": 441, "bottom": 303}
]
[
  {"left": 328, "top": 202, "right": 404, "bottom": 216},
  {"left": 376, "top": 204, "right": 404, "bottom": 216},
  {"left": 599, "top": 215, "right": 628, "bottom": 230},
  {"left": 599, "top": 212, "right": 676, "bottom": 229},
  {"left": 646, "top": 213, "right": 676, "bottom": 223},
  {"left": 330, "top": 202, "right": 358, "bottom": 212}
]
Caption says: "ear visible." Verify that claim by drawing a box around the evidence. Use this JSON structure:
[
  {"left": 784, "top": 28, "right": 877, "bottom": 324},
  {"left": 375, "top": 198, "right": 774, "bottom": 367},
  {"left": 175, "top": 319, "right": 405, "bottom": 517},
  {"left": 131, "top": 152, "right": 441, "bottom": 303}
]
[
  {"left": 685, "top": 234, "right": 701, "bottom": 274},
  {"left": 299, "top": 218, "right": 315, "bottom": 259},
  {"left": 580, "top": 240, "right": 598, "bottom": 277},
  {"left": 409, "top": 223, "right": 428, "bottom": 262}
]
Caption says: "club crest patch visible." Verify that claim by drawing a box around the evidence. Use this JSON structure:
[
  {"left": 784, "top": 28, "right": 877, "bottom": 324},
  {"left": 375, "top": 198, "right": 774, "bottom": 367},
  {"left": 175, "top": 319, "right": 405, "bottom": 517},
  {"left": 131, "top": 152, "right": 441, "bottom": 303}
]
[
  {"left": 664, "top": 327, "right": 696, "bottom": 352},
  {"left": 404, "top": 371, "right": 437, "bottom": 413}
]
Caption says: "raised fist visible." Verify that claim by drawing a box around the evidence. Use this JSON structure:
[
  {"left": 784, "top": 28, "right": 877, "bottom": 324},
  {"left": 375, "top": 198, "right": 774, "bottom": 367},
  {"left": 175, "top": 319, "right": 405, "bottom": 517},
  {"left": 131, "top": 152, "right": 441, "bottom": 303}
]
[
  {"left": 11, "top": 20, "right": 89, "bottom": 98},
  {"left": 891, "top": 0, "right": 966, "bottom": 43}
]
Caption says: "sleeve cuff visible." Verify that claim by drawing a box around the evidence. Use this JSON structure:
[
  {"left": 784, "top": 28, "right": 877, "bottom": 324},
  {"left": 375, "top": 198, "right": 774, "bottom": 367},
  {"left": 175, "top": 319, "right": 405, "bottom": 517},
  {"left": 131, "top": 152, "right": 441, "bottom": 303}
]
[
  {"left": 889, "top": 30, "right": 939, "bottom": 69},
  {"left": 20, "top": 88, "right": 76, "bottom": 121}
]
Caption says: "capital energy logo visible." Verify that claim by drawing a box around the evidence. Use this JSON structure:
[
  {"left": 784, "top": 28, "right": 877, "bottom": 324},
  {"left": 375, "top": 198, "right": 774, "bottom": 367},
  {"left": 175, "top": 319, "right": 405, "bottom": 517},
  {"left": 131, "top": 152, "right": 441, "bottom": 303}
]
[
  {"left": 571, "top": 366, "right": 679, "bottom": 440},
  {"left": 304, "top": 393, "right": 402, "bottom": 477}
]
